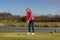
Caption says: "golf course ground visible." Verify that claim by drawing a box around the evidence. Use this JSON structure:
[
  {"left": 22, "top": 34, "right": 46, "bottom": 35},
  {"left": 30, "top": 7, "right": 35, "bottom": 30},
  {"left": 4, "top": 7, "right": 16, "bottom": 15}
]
[{"left": 0, "top": 30, "right": 60, "bottom": 40}]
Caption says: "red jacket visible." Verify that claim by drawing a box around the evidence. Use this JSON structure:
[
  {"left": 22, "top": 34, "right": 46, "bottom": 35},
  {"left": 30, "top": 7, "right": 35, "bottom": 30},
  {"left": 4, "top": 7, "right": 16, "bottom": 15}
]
[{"left": 27, "top": 10, "right": 34, "bottom": 21}]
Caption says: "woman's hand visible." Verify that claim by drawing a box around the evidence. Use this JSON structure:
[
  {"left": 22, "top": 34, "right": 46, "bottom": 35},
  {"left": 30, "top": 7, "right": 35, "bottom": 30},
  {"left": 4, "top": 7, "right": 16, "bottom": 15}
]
[{"left": 27, "top": 20, "right": 29, "bottom": 24}]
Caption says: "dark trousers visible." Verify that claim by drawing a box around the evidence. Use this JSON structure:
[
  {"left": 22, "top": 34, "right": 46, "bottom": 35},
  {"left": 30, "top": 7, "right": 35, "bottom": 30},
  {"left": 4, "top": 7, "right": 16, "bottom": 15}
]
[{"left": 28, "top": 20, "right": 35, "bottom": 33}]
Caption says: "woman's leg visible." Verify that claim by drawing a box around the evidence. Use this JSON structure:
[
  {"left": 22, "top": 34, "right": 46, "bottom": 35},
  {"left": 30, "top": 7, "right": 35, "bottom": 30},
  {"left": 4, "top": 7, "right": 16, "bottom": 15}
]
[
  {"left": 28, "top": 21, "right": 31, "bottom": 32},
  {"left": 31, "top": 20, "right": 35, "bottom": 33}
]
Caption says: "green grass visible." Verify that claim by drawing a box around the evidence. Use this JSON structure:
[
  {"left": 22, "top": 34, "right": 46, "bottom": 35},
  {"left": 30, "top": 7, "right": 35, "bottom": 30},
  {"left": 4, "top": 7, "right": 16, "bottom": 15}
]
[
  {"left": 0, "top": 22, "right": 60, "bottom": 27},
  {"left": 0, "top": 30, "right": 60, "bottom": 40}
]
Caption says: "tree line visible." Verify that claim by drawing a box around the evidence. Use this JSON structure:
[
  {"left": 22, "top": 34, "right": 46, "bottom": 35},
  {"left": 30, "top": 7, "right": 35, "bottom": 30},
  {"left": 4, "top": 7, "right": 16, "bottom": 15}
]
[{"left": 0, "top": 12, "right": 60, "bottom": 22}]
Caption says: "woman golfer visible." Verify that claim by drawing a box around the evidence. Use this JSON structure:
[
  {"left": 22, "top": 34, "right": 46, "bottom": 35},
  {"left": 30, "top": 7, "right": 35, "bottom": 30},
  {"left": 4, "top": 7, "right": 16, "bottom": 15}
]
[{"left": 26, "top": 8, "right": 35, "bottom": 35}]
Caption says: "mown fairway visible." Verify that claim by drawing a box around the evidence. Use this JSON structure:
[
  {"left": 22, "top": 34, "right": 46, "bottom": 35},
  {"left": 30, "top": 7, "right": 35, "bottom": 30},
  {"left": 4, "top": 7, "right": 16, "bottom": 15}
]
[{"left": 0, "top": 30, "right": 60, "bottom": 40}]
